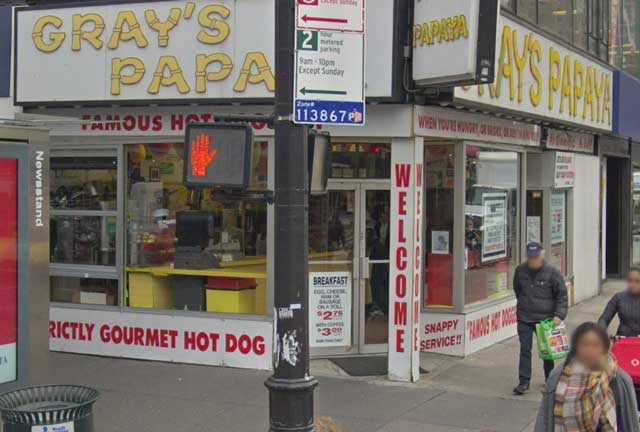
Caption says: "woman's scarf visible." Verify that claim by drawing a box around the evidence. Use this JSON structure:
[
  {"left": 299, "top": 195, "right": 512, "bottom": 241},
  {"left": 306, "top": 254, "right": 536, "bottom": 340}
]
[{"left": 554, "top": 355, "right": 619, "bottom": 431}]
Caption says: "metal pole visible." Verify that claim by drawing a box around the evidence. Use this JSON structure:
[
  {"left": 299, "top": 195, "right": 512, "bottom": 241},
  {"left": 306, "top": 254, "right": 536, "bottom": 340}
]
[{"left": 265, "top": 0, "right": 318, "bottom": 431}]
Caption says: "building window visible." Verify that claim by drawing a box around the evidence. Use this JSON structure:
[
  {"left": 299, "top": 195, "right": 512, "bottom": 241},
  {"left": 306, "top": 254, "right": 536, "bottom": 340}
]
[
  {"left": 330, "top": 143, "right": 391, "bottom": 179},
  {"left": 539, "top": 0, "right": 574, "bottom": 43},
  {"left": 50, "top": 155, "right": 120, "bottom": 306},
  {"left": 611, "top": 0, "right": 640, "bottom": 79},
  {"left": 125, "top": 142, "right": 268, "bottom": 316},
  {"left": 508, "top": 0, "right": 610, "bottom": 61},
  {"left": 424, "top": 144, "right": 456, "bottom": 308},
  {"left": 501, "top": 0, "right": 515, "bottom": 11},
  {"left": 464, "top": 147, "right": 520, "bottom": 306},
  {"left": 632, "top": 168, "right": 640, "bottom": 266}
]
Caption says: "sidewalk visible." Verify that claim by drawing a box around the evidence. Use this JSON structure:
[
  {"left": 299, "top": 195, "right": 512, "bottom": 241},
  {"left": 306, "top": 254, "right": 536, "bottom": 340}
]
[{"left": 43, "top": 281, "right": 624, "bottom": 432}]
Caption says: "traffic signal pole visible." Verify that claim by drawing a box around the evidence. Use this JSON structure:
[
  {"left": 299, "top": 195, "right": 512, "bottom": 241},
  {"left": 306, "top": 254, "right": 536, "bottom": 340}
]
[{"left": 264, "top": 0, "right": 318, "bottom": 431}]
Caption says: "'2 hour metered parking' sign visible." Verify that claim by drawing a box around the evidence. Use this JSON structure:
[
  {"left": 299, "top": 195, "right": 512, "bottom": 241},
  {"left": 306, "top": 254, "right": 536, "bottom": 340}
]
[
  {"left": 293, "top": 0, "right": 365, "bottom": 126},
  {"left": 183, "top": 123, "right": 253, "bottom": 189}
]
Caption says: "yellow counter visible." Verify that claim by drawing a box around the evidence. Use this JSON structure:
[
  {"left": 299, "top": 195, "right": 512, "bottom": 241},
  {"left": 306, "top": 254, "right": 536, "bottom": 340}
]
[{"left": 127, "top": 259, "right": 268, "bottom": 315}]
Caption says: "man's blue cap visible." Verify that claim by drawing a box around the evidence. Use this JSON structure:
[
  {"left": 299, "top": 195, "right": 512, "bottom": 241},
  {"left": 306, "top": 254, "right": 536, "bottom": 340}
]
[{"left": 526, "top": 242, "right": 544, "bottom": 258}]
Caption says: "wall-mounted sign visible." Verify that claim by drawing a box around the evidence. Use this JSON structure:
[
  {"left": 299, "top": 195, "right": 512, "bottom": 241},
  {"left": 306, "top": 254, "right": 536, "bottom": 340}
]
[
  {"left": 414, "top": 105, "right": 541, "bottom": 146},
  {"left": 454, "top": 16, "right": 614, "bottom": 132},
  {"left": 0, "top": 159, "right": 17, "bottom": 385},
  {"left": 183, "top": 123, "right": 253, "bottom": 189},
  {"left": 553, "top": 152, "right": 575, "bottom": 188},
  {"left": 15, "top": 0, "right": 392, "bottom": 104},
  {"left": 294, "top": 0, "right": 365, "bottom": 126},
  {"left": 309, "top": 272, "right": 352, "bottom": 348},
  {"left": 49, "top": 307, "right": 272, "bottom": 370},
  {"left": 550, "top": 192, "right": 566, "bottom": 244},
  {"left": 546, "top": 129, "right": 594, "bottom": 154},
  {"left": 296, "top": 0, "right": 365, "bottom": 33},
  {"left": 413, "top": 0, "right": 499, "bottom": 86},
  {"left": 481, "top": 192, "right": 507, "bottom": 263},
  {"left": 389, "top": 139, "right": 423, "bottom": 382},
  {"left": 420, "top": 298, "right": 517, "bottom": 357}
]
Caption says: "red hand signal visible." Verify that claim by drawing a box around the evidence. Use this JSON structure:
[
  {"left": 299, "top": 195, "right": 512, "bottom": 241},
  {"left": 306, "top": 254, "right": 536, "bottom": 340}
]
[{"left": 191, "top": 134, "right": 218, "bottom": 177}]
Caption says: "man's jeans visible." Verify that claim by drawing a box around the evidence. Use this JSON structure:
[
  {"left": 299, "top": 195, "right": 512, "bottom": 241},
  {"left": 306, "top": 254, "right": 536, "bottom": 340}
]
[{"left": 518, "top": 320, "right": 555, "bottom": 386}]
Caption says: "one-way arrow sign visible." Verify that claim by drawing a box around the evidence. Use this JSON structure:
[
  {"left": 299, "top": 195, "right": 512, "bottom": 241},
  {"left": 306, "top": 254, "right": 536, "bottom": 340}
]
[
  {"left": 296, "top": 0, "right": 364, "bottom": 33},
  {"left": 300, "top": 87, "right": 347, "bottom": 96},
  {"left": 301, "top": 15, "right": 349, "bottom": 25}
]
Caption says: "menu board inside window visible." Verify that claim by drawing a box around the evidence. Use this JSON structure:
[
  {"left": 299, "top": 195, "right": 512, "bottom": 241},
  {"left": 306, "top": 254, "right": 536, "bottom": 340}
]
[{"left": 0, "top": 159, "right": 17, "bottom": 384}]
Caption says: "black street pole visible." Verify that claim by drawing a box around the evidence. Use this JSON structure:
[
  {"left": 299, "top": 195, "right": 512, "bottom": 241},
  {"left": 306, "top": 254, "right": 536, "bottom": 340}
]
[{"left": 265, "top": 0, "right": 318, "bottom": 431}]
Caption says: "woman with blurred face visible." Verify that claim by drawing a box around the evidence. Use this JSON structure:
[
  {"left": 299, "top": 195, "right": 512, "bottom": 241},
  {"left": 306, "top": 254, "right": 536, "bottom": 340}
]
[
  {"left": 535, "top": 323, "right": 640, "bottom": 431},
  {"left": 599, "top": 269, "right": 640, "bottom": 337}
]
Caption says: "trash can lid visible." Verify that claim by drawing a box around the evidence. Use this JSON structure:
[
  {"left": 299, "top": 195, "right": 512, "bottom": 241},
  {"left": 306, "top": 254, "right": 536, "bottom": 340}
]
[{"left": 0, "top": 385, "right": 98, "bottom": 420}]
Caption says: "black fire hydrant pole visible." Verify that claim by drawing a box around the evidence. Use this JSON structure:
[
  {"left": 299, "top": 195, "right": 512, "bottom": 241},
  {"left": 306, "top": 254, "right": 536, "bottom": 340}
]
[{"left": 265, "top": 0, "right": 318, "bottom": 431}]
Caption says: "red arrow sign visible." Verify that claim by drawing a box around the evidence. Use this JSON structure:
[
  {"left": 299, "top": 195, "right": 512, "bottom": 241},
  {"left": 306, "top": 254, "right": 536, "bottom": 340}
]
[{"left": 302, "top": 14, "right": 348, "bottom": 24}]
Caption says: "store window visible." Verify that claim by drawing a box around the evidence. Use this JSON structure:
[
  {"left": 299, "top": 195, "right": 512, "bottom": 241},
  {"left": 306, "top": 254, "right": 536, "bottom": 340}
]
[
  {"left": 50, "top": 155, "right": 120, "bottom": 305},
  {"left": 508, "top": 0, "right": 608, "bottom": 60},
  {"left": 330, "top": 143, "right": 390, "bottom": 179},
  {"left": 632, "top": 168, "right": 640, "bottom": 266},
  {"left": 465, "top": 147, "right": 520, "bottom": 305},
  {"left": 549, "top": 191, "right": 569, "bottom": 275},
  {"left": 424, "top": 144, "right": 455, "bottom": 308},
  {"left": 125, "top": 142, "right": 269, "bottom": 316}
]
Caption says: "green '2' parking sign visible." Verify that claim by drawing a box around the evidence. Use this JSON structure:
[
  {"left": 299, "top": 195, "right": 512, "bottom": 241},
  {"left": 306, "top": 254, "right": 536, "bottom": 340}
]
[{"left": 297, "top": 30, "right": 318, "bottom": 51}]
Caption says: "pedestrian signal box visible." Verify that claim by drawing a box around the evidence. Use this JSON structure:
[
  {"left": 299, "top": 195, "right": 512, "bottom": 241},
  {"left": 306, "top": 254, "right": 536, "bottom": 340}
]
[{"left": 183, "top": 123, "right": 253, "bottom": 189}]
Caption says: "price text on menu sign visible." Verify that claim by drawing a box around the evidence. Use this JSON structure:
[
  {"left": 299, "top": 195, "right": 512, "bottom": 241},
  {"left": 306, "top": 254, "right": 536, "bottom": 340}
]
[{"left": 294, "top": 0, "right": 365, "bottom": 126}]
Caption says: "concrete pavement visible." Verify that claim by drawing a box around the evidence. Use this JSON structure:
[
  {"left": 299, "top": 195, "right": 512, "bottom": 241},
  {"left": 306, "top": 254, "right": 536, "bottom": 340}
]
[{"left": 41, "top": 281, "right": 624, "bottom": 432}]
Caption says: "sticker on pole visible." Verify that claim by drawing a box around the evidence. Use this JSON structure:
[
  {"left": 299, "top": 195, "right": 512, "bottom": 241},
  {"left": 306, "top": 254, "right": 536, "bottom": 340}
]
[
  {"left": 293, "top": 29, "right": 365, "bottom": 126},
  {"left": 296, "top": 0, "right": 365, "bottom": 33},
  {"left": 32, "top": 422, "right": 75, "bottom": 432}
]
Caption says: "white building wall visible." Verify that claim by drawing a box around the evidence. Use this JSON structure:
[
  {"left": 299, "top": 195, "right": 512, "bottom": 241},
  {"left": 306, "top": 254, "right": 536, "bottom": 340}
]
[{"left": 572, "top": 154, "right": 601, "bottom": 303}]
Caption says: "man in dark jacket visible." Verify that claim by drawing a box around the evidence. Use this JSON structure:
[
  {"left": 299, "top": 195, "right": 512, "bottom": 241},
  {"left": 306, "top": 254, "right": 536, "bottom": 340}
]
[{"left": 513, "top": 242, "right": 568, "bottom": 395}]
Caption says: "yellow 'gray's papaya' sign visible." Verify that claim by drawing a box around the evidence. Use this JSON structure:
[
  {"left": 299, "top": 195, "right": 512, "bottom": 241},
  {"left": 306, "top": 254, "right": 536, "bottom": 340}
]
[
  {"left": 15, "top": 0, "right": 276, "bottom": 103},
  {"left": 455, "top": 16, "right": 614, "bottom": 132}
]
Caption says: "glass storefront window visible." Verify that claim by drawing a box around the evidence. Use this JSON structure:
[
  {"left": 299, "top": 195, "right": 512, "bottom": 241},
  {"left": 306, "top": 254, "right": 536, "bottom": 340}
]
[
  {"left": 549, "top": 191, "right": 568, "bottom": 275},
  {"left": 330, "top": 143, "right": 391, "bottom": 179},
  {"left": 50, "top": 155, "right": 120, "bottom": 305},
  {"left": 464, "top": 147, "right": 520, "bottom": 305},
  {"left": 51, "top": 276, "right": 118, "bottom": 306},
  {"left": 424, "top": 144, "right": 455, "bottom": 308},
  {"left": 50, "top": 215, "right": 117, "bottom": 266},
  {"left": 51, "top": 157, "right": 117, "bottom": 210},
  {"left": 125, "top": 142, "right": 268, "bottom": 315}
]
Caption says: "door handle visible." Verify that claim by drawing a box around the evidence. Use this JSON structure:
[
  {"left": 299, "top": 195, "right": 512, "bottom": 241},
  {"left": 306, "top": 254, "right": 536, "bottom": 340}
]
[{"left": 361, "top": 257, "right": 370, "bottom": 279}]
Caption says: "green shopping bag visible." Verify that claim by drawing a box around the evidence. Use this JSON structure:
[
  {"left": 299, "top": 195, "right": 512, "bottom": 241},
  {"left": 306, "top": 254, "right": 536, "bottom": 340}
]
[{"left": 536, "top": 319, "right": 570, "bottom": 361}]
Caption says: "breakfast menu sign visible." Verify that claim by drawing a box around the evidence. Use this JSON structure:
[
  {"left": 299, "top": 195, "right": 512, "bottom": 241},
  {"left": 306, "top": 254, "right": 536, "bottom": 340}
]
[{"left": 0, "top": 159, "right": 17, "bottom": 384}]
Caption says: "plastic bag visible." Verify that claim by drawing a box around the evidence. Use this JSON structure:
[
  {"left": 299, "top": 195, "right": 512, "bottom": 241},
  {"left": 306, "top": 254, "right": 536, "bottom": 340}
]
[{"left": 536, "top": 319, "right": 570, "bottom": 361}]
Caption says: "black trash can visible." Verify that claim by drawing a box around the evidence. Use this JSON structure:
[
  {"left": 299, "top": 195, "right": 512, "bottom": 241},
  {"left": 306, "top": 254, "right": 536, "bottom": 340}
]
[{"left": 0, "top": 385, "right": 98, "bottom": 432}]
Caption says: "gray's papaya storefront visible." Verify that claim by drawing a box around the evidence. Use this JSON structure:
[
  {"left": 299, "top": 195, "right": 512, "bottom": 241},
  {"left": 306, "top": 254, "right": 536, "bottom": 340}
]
[{"left": 11, "top": 0, "right": 615, "bottom": 382}]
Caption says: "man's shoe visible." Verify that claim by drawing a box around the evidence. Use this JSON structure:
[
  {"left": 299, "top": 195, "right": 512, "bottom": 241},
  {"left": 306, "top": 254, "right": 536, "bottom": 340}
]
[{"left": 513, "top": 384, "right": 530, "bottom": 395}]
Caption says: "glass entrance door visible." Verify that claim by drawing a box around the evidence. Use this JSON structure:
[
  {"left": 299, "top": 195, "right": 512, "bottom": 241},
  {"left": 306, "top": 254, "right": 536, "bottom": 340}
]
[
  {"left": 309, "top": 185, "right": 358, "bottom": 356},
  {"left": 308, "top": 182, "right": 390, "bottom": 356},
  {"left": 359, "top": 185, "right": 391, "bottom": 353}
]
